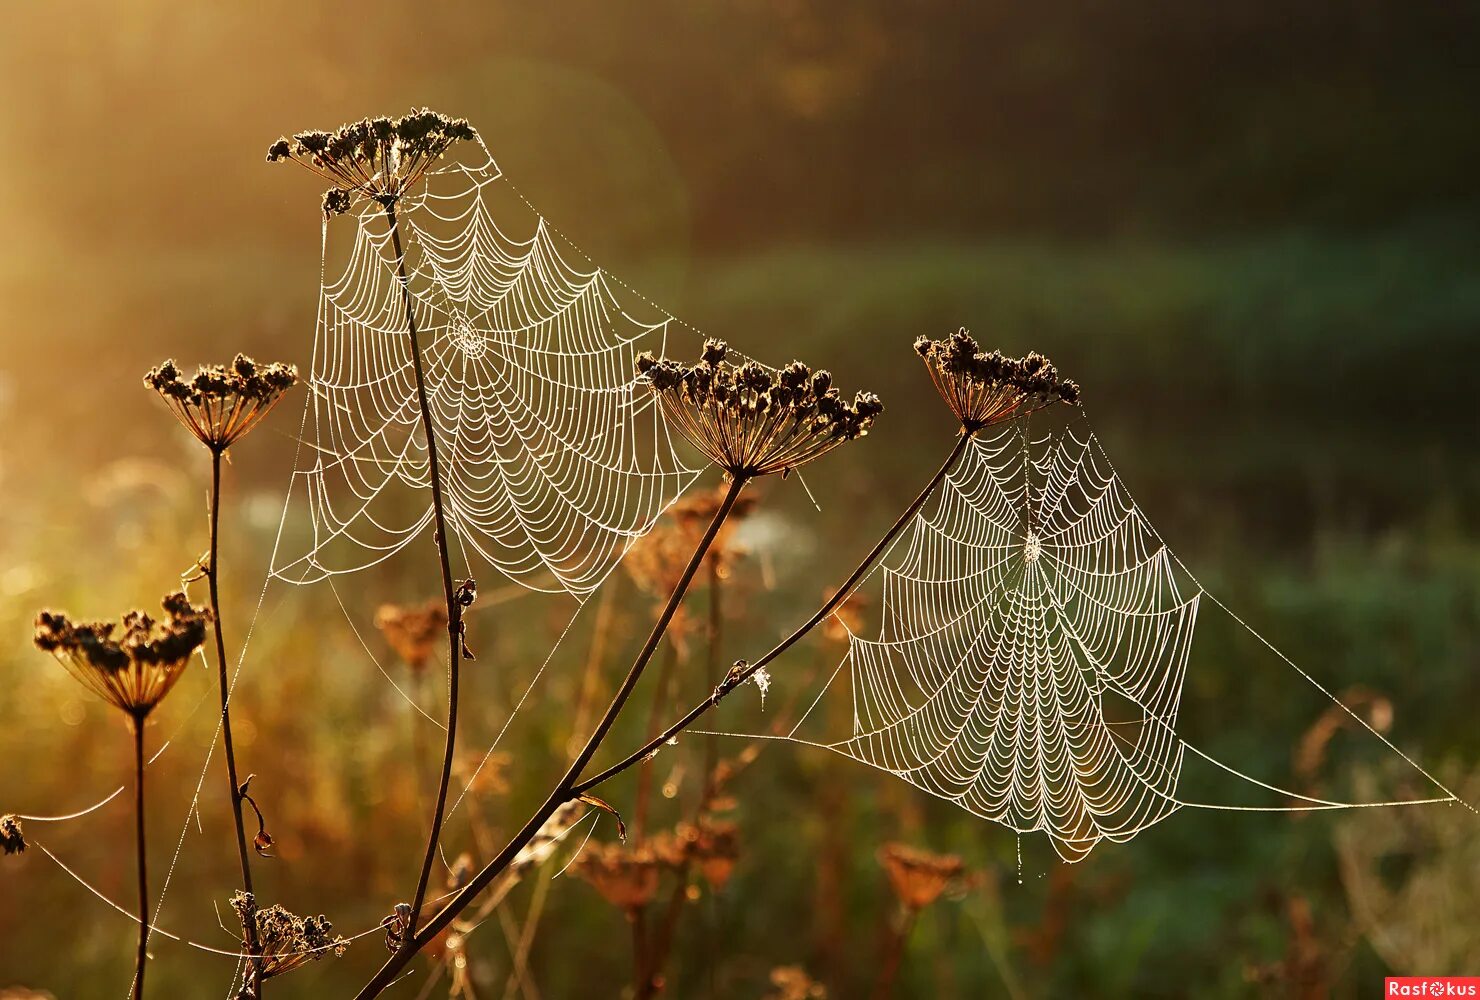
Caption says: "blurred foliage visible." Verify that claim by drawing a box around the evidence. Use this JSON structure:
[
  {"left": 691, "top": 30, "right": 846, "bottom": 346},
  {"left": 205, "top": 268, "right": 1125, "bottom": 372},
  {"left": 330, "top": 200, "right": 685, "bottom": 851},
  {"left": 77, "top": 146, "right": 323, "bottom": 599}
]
[{"left": 1, "top": 0, "right": 1477, "bottom": 997}]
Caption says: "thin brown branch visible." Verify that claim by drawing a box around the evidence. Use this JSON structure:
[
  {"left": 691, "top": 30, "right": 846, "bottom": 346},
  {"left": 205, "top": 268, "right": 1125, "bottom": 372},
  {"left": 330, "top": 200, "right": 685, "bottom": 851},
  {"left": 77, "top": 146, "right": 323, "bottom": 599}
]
[{"left": 206, "top": 449, "right": 263, "bottom": 993}]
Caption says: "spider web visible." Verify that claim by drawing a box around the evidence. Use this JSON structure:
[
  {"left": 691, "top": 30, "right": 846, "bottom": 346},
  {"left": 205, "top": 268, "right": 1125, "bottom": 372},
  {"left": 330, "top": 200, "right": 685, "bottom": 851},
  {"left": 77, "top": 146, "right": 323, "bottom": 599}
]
[
  {"left": 269, "top": 139, "right": 700, "bottom": 599},
  {"left": 781, "top": 418, "right": 1463, "bottom": 862}
]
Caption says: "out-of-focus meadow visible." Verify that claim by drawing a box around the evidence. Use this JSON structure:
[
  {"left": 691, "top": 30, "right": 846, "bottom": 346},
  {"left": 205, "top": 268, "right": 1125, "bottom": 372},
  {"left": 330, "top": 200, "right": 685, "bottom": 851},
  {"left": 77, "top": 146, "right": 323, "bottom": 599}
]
[{"left": 1, "top": 2, "right": 1478, "bottom": 997}]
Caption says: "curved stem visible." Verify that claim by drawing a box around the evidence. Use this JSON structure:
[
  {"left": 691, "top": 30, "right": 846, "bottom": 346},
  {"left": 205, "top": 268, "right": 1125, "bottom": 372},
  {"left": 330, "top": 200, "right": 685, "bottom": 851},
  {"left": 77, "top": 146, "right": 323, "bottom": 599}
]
[
  {"left": 386, "top": 202, "right": 463, "bottom": 934},
  {"left": 872, "top": 907, "right": 918, "bottom": 1000},
  {"left": 356, "top": 474, "right": 748, "bottom": 999},
  {"left": 131, "top": 719, "right": 148, "bottom": 1000},
  {"left": 207, "top": 449, "right": 262, "bottom": 994},
  {"left": 574, "top": 430, "right": 973, "bottom": 795}
]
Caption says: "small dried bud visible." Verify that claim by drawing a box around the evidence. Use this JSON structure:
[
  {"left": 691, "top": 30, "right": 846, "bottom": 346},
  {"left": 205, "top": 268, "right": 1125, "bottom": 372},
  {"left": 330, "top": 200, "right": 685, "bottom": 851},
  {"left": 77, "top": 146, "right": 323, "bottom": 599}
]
[
  {"left": 381, "top": 902, "right": 413, "bottom": 953},
  {"left": 455, "top": 578, "right": 477, "bottom": 608},
  {"left": 0, "top": 814, "right": 26, "bottom": 855}
]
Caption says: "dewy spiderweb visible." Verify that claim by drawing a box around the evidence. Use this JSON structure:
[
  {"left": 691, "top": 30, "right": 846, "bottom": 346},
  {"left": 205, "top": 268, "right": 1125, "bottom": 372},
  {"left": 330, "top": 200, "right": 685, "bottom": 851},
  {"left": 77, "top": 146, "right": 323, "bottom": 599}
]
[
  {"left": 270, "top": 139, "right": 699, "bottom": 599},
  {"left": 786, "top": 420, "right": 1462, "bottom": 863}
]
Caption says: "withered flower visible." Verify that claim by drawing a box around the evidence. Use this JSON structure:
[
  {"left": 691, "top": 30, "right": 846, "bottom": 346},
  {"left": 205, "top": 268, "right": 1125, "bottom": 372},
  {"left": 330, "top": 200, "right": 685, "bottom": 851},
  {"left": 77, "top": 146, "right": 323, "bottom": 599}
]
[
  {"left": 266, "top": 109, "right": 478, "bottom": 216},
  {"left": 822, "top": 586, "right": 868, "bottom": 644},
  {"left": 636, "top": 340, "right": 882, "bottom": 479},
  {"left": 381, "top": 902, "right": 413, "bottom": 953},
  {"left": 34, "top": 592, "right": 210, "bottom": 721},
  {"left": 687, "top": 817, "right": 740, "bottom": 889},
  {"left": 374, "top": 599, "right": 449, "bottom": 673},
  {"left": 144, "top": 354, "right": 298, "bottom": 452},
  {"left": 231, "top": 891, "right": 347, "bottom": 988},
  {"left": 454, "top": 749, "right": 512, "bottom": 797},
  {"left": 0, "top": 814, "right": 26, "bottom": 855},
  {"left": 878, "top": 842, "right": 965, "bottom": 911},
  {"left": 572, "top": 840, "right": 661, "bottom": 912},
  {"left": 625, "top": 483, "right": 757, "bottom": 646},
  {"left": 766, "top": 966, "right": 828, "bottom": 1000},
  {"left": 913, "top": 329, "right": 1078, "bottom": 432}
]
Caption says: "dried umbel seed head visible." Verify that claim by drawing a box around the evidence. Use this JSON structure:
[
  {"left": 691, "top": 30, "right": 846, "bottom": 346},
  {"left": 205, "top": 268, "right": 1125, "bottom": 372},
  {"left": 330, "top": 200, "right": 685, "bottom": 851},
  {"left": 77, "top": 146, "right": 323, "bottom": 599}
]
[
  {"left": 373, "top": 599, "right": 449, "bottom": 673},
  {"left": 766, "top": 965, "right": 828, "bottom": 1000},
  {"left": 913, "top": 329, "right": 1079, "bottom": 432},
  {"left": 878, "top": 842, "right": 966, "bottom": 911},
  {"left": 624, "top": 484, "right": 758, "bottom": 640},
  {"left": 571, "top": 840, "right": 661, "bottom": 912},
  {"left": 636, "top": 339, "right": 882, "bottom": 478},
  {"left": 0, "top": 814, "right": 26, "bottom": 855},
  {"left": 144, "top": 354, "right": 298, "bottom": 452},
  {"left": 267, "top": 108, "right": 478, "bottom": 216},
  {"left": 231, "top": 891, "right": 348, "bottom": 985},
  {"left": 34, "top": 592, "right": 211, "bottom": 721},
  {"left": 688, "top": 817, "right": 740, "bottom": 889}
]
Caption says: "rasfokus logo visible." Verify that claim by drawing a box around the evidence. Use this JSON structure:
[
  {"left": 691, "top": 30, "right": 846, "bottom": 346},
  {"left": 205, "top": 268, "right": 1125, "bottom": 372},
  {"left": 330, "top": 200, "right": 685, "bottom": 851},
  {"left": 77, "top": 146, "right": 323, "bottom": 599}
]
[{"left": 1387, "top": 979, "right": 1480, "bottom": 997}]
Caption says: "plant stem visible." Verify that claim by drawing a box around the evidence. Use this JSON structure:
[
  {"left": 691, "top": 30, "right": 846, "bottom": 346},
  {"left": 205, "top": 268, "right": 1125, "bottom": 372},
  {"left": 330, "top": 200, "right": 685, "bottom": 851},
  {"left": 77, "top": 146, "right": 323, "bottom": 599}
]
[
  {"left": 207, "top": 449, "right": 262, "bottom": 994},
  {"left": 131, "top": 718, "right": 149, "bottom": 1000},
  {"left": 633, "top": 638, "right": 679, "bottom": 840},
  {"left": 385, "top": 202, "right": 463, "bottom": 935},
  {"left": 355, "top": 474, "right": 748, "bottom": 999},
  {"left": 872, "top": 906, "right": 918, "bottom": 1000},
  {"left": 631, "top": 907, "right": 650, "bottom": 997},
  {"left": 574, "top": 430, "right": 974, "bottom": 795}
]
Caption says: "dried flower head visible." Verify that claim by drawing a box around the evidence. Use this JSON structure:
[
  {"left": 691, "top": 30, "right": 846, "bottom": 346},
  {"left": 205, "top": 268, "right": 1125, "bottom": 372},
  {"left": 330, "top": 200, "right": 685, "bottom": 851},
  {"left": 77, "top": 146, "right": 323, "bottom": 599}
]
[
  {"left": 0, "top": 814, "right": 26, "bottom": 855},
  {"left": 373, "top": 599, "right": 448, "bottom": 673},
  {"left": 766, "top": 965, "right": 828, "bottom": 1000},
  {"left": 231, "top": 891, "right": 347, "bottom": 987},
  {"left": 822, "top": 587, "right": 868, "bottom": 644},
  {"left": 913, "top": 329, "right": 1079, "bottom": 431},
  {"left": 572, "top": 840, "right": 661, "bottom": 912},
  {"left": 144, "top": 355, "right": 298, "bottom": 452},
  {"left": 454, "top": 749, "right": 512, "bottom": 797},
  {"left": 34, "top": 592, "right": 210, "bottom": 720},
  {"left": 625, "top": 483, "right": 757, "bottom": 645},
  {"left": 878, "top": 842, "right": 966, "bottom": 911},
  {"left": 688, "top": 817, "right": 740, "bottom": 889},
  {"left": 266, "top": 109, "right": 478, "bottom": 216},
  {"left": 636, "top": 340, "right": 882, "bottom": 478}
]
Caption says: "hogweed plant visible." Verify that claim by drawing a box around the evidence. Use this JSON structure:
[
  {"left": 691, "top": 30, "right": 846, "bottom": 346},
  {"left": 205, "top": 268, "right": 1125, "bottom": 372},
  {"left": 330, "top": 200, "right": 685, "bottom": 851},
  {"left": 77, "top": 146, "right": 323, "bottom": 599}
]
[
  {"left": 352, "top": 327, "right": 1078, "bottom": 997},
  {"left": 144, "top": 353, "right": 299, "bottom": 996},
  {"left": 269, "top": 110, "right": 480, "bottom": 944},
  {"left": 33, "top": 592, "right": 211, "bottom": 999},
  {"left": 873, "top": 843, "right": 971, "bottom": 1000}
]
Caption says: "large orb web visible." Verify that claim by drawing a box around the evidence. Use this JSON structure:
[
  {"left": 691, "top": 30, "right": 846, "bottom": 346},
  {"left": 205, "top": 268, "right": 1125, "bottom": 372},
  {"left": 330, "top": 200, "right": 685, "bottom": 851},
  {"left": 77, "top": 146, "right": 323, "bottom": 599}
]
[{"left": 271, "top": 142, "right": 700, "bottom": 600}]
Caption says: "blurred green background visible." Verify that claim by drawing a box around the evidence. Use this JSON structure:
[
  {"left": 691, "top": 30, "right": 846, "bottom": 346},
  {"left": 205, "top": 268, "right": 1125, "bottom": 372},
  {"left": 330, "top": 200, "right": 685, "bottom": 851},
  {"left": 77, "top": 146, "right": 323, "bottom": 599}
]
[{"left": 1, "top": 2, "right": 1477, "bottom": 997}]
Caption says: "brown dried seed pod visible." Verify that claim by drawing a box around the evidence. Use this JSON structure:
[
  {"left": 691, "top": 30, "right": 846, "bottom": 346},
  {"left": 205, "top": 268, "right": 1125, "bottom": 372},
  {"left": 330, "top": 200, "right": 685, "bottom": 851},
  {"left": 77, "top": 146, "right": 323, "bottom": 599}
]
[{"left": 878, "top": 841, "right": 966, "bottom": 911}]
